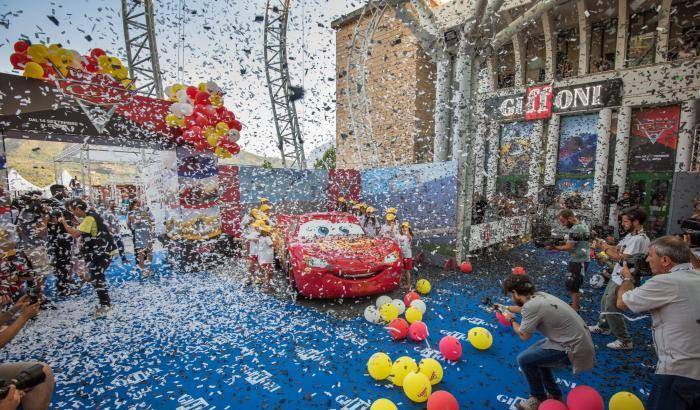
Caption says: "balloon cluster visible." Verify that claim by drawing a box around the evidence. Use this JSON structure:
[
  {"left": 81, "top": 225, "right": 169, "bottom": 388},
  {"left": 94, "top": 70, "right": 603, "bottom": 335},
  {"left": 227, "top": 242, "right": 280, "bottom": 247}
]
[
  {"left": 10, "top": 41, "right": 132, "bottom": 88},
  {"left": 163, "top": 82, "right": 242, "bottom": 158}
]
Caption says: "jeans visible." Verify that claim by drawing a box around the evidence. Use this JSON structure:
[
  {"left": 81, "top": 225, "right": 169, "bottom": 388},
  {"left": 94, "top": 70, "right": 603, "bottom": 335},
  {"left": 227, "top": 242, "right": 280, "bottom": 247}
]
[
  {"left": 88, "top": 257, "right": 112, "bottom": 306},
  {"left": 115, "top": 236, "right": 126, "bottom": 260},
  {"left": 517, "top": 339, "right": 571, "bottom": 401},
  {"left": 597, "top": 279, "right": 631, "bottom": 342},
  {"left": 647, "top": 374, "right": 700, "bottom": 410}
]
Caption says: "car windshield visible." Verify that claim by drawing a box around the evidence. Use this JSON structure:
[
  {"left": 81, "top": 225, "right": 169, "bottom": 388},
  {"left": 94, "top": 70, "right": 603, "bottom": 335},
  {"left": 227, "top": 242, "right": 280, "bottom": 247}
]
[{"left": 297, "top": 220, "right": 365, "bottom": 239}]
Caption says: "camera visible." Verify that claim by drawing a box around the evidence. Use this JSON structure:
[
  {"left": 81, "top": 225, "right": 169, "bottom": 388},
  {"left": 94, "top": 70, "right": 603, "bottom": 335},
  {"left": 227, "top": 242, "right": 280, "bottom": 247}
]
[
  {"left": 481, "top": 296, "right": 503, "bottom": 313},
  {"left": 678, "top": 218, "right": 700, "bottom": 247},
  {"left": 0, "top": 364, "right": 46, "bottom": 399}
]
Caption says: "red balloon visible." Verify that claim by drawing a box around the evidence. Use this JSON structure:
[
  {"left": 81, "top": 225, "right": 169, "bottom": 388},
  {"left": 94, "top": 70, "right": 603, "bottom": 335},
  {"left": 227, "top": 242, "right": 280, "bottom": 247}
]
[
  {"left": 90, "top": 48, "right": 106, "bottom": 59},
  {"left": 231, "top": 119, "right": 242, "bottom": 131},
  {"left": 460, "top": 261, "right": 473, "bottom": 274},
  {"left": 539, "top": 399, "right": 568, "bottom": 410},
  {"left": 404, "top": 291, "right": 421, "bottom": 307},
  {"left": 427, "top": 391, "right": 459, "bottom": 410},
  {"left": 182, "top": 129, "right": 195, "bottom": 142},
  {"left": 10, "top": 53, "right": 29, "bottom": 69},
  {"left": 186, "top": 86, "right": 198, "bottom": 99},
  {"left": 439, "top": 336, "right": 462, "bottom": 361},
  {"left": 512, "top": 266, "right": 526, "bottom": 275},
  {"left": 495, "top": 311, "right": 512, "bottom": 327},
  {"left": 203, "top": 105, "right": 217, "bottom": 119},
  {"left": 226, "top": 143, "right": 240, "bottom": 156},
  {"left": 13, "top": 41, "right": 29, "bottom": 53},
  {"left": 40, "top": 64, "right": 54, "bottom": 76},
  {"left": 189, "top": 125, "right": 203, "bottom": 137},
  {"left": 566, "top": 386, "right": 603, "bottom": 410},
  {"left": 388, "top": 318, "right": 409, "bottom": 340},
  {"left": 408, "top": 321, "right": 428, "bottom": 342},
  {"left": 195, "top": 91, "right": 210, "bottom": 105},
  {"left": 184, "top": 115, "right": 197, "bottom": 129},
  {"left": 85, "top": 63, "right": 100, "bottom": 73},
  {"left": 194, "top": 112, "right": 210, "bottom": 127}
]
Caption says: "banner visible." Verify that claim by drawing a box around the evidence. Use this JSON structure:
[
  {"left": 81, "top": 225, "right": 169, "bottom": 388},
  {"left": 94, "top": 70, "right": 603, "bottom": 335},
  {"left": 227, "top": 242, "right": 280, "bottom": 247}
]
[
  {"left": 498, "top": 122, "right": 534, "bottom": 176},
  {"left": 174, "top": 148, "right": 221, "bottom": 240},
  {"left": 628, "top": 105, "right": 680, "bottom": 172},
  {"left": 557, "top": 114, "right": 598, "bottom": 175},
  {"left": 218, "top": 165, "right": 241, "bottom": 237}
]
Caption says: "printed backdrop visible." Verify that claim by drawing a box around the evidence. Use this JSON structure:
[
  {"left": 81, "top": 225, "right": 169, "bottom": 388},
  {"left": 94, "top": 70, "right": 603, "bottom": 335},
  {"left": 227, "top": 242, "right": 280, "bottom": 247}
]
[{"left": 628, "top": 105, "right": 680, "bottom": 172}]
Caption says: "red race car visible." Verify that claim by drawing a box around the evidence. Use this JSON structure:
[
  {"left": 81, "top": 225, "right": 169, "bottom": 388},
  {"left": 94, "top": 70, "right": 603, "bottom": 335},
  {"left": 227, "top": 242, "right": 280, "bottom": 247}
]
[{"left": 274, "top": 212, "right": 403, "bottom": 299}]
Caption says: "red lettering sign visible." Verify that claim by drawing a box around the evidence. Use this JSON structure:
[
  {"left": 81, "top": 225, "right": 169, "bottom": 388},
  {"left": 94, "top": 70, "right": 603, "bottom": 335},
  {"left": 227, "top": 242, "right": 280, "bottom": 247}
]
[{"left": 525, "top": 84, "right": 553, "bottom": 120}]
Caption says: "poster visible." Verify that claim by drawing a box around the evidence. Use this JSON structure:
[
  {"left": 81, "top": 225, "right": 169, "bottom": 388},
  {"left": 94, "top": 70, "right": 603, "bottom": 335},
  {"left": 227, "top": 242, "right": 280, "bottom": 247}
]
[
  {"left": 498, "top": 122, "right": 534, "bottom": 176},
  {"left": 628, "top": 105, "right": 680, "bottom": 172},
  {"left": 557, "top": 114, "right": 598, "bottom": 175}
]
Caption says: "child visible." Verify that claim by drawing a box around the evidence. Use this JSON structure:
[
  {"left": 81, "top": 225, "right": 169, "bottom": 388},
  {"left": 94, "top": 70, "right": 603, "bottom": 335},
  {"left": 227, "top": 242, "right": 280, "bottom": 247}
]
[
  {"left": 257, "top": 224, "right": 275, "bottom": 293},
  {"left": 398, "top": 222, "right": 413, "bottom": 289},
  {"left": 363, "top": 207, "right": 379, "bottom": 236},
  {"left": 243, "top": 219, "right": 261, "bottom": 286},
  {"left": 380, "top": 213, "right": 399, "bottom": 239}
]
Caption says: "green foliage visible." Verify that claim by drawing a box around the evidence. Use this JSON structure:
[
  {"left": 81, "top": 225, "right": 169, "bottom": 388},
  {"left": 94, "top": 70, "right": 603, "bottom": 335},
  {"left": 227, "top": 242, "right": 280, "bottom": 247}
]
[
  {"left": 261, "top": 159, "right": 274, "bottom": 169},
  {"left": 314, "top": 146, "right": 336, "bottom": 169}
]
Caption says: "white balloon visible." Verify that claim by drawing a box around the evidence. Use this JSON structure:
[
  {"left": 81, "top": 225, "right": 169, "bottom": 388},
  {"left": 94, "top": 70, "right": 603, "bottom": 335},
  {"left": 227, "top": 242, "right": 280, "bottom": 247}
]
[
  {"left": 164, "top": 85, "right": 175, "bottom": 98},
  {"left": 410, "top": 299, "right": 426, "bottom": 314},
  {"left": 228, "top": 129, "right": 240, "bottom": 142},
  {"left": 168, "top": 103, "right": 180, "bottom": 115},
  {"left": 206, "top": 80, "right": 220, "bottom": 94},
  {"left": 176, "top": 89, "right": 189, "bottom": 103},
  {"left": 375, "top": 295, "right": 392, "bottom": 309},
  {"left": 180, "top": 103, "right": 194, "bottom": 117},
  {"left": 364, "top": 305, "right": 381, "bottom": 324},
  {"left": 391, "top": 299, "right": 406, "bottom": 315}
]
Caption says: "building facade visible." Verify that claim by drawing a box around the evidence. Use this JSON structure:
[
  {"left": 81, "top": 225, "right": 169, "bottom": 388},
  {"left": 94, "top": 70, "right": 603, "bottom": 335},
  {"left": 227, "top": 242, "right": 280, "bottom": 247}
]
[
  {"left": 332, "top": 2, "right": 436, "bottom": 169},
  {"left": 435, "top": 0, "right": 700, "bottom": 235}
]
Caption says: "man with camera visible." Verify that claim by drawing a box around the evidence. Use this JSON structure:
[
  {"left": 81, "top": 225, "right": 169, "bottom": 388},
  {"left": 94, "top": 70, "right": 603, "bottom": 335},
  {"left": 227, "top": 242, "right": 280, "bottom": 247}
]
[
  {"left": 60, "top": 199, "right": 116, "bottom": 316},
  {"left": 616, "top": 235, "right": 700, "bottom": 409},
  {"left": 0, "top": 295, "right": 55, "bottom": 409},
  {"left": 496, "top": 274, "right": 596, "bottom": 410},
  {"left": 546, "top": 209, "right": 590, "bottom": 312},
  {"left": 589, "top": 208, "right": 649, "bottom": 350},
  {"left": 46, "top": 185, "right": 75, "bottom": 296}
]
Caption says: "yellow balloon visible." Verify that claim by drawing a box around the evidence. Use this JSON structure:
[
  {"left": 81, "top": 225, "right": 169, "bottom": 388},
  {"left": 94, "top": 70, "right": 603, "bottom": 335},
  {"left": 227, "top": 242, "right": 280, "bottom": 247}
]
[
  {"left": 416, "top": 279, "right": 431, "bottom": 294},
  {"left": 468, "top": 327, "right": 493, "bottom": 350},
  {"left": 27, "top": 44, "right": 49, "bottom": 63},
  {"left": 379, "top": 303, "right": 399, "bottom": 323},
  {"left": 405, "top": 306, "right": 423, "bottom": 324},
  {"left": 175, "top": 116, "right": 185, "bottom": 127},
  {"left": 207, "top": 133, "right": 220, "bottom": 148},
  {"left": 198, "top": 82, "right": 207, "bottom": 91},
  {"left": 609, "top": 391, "right": 644, "bottom": 410},
  {"left": 215, "top": 121, "right": 229, "bottom": 135},
  {"left": 366, "top": 352, "right": 392, "bottom": 381},
  {"left": 23, "top": 62, "right": 44, "bottom": 79},
  {"left": 370, "top": 398, "right": 397, "bottom": 410},
  {"left": 165, "top": 113, "right": 178, "bottom": 127},
  {"left": 214, "top": 147, "right": 233, "bottom": 158},
  {"left": 402, "top": 371, "right": 432, "bottom": 403},
  {"left": 172, "top": 83, "right": 185, "bottom": 93},
  {"left": 389, "top": 356, "right": 417, "bottom": 386},
  {"left": 48, "top": 43, "right": 62, "bottom": 52},
  {"left": 418, "top": 358, "right": 443, "bottom": 385}
]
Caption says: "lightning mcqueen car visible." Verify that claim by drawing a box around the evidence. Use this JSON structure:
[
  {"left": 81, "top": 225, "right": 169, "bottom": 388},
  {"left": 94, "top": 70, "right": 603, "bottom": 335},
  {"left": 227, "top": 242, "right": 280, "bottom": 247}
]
[{"left": 274, "top": 212, "right": 403, "bottom": 298}]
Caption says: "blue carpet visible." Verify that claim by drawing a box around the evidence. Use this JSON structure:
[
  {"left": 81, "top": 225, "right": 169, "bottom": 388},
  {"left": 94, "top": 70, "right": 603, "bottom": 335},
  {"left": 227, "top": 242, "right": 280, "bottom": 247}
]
[{"left": 0, "top": 245, "right": 654, "bottom": 409}]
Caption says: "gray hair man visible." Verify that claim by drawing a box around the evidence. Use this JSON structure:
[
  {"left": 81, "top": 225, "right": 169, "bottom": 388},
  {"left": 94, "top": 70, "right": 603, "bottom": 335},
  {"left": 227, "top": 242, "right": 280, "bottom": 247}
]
[{"left": 616, "top": 235, "right": 700, "bottom": 410}]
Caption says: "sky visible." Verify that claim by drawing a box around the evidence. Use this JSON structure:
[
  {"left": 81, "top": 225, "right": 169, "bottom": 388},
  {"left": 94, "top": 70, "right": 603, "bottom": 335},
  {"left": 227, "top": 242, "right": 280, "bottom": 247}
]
[{"left": 0, "top": 0, "right": 361, "bottom": 158}]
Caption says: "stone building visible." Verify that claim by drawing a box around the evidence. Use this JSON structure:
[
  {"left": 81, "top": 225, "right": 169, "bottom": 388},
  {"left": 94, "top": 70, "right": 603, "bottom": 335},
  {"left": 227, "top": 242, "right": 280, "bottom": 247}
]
[{"left": 332, "top": 2, "right": 436, "bottom": 169}]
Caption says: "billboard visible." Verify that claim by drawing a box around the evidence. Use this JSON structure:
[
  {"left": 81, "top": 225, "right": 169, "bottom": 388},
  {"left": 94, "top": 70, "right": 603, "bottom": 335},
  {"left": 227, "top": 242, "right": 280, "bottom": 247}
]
[
  {"left": 628, "top": 105, "right": 680, "bottom": 172},
  {"left": 498, "top": 121, "right": 534, "bottom": 176}
]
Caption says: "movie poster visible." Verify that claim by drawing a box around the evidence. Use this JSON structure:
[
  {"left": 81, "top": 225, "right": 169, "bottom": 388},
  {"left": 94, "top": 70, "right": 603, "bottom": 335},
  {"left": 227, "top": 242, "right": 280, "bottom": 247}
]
[
  {"left": 628, "top": 105, "right": 680, "bottom": 172},
  {"left": 557, "top": 114, "right": 598, "bottom": 175},
  {"left": 498, "top": 122, "right": 534, "bottom": 176}
]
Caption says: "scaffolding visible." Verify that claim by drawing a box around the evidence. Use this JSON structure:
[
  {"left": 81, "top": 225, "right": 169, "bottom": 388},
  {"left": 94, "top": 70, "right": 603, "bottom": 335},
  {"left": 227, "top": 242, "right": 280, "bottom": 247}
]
[{"left": 121, "top": 0, "right": 164, "bottom": 98}]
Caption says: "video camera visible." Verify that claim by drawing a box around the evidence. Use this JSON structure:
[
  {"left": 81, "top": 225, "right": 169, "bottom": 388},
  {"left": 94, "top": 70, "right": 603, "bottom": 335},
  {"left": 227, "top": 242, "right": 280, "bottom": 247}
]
[
  {"left": 481, "top": 296, "right": 503, "bottom": 313},
  {"left": 533, "top": 230, "right": 592, "bottom": 248},
  {"left": 620, "top": 253, "right": 652, "bottom": 286},
  {"left": 678, "top": 218, "right": 700, "bottom": 247},
  {"left": 0, "top": 364, "right": 46, "bottom": 399}
]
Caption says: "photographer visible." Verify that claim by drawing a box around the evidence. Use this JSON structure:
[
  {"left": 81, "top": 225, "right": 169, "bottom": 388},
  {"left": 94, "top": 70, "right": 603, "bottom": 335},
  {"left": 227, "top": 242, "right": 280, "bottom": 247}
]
[
  {"left": 546, "top": 209, "right": 590, "bottom": 312},
  {"left": 588, "top": 208, "right": 649, "bottom": 351},
  {"left": 45, "top": 185, "right": 75, "bottom": 296},
  {"left": 616, "top": 236, "right": 700, "bottom": 410},
  {"left": 496, "top": 274, "right": 595, "bottom": 410},
  {"left": 60, "top": 199, "right": 115, "bottom": 316},
  {"left": 0, "top": 295, "right": 55, "bottom": 410}
]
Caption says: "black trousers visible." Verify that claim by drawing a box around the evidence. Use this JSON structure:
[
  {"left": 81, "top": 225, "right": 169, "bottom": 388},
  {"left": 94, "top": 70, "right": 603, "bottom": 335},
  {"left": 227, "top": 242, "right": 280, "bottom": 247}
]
[
  {"left": 53, "top": 257, "right": 71, "bottom": 293},
  {"left": 88, "top": 257, "right": 112, "bottom": 306}
]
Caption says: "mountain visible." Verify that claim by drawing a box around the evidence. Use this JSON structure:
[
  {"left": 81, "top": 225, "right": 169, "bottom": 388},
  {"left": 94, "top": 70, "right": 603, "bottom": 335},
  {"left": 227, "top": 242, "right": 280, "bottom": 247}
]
[{"left": 3, "top": 139, "right": 283, "bottom": 187}]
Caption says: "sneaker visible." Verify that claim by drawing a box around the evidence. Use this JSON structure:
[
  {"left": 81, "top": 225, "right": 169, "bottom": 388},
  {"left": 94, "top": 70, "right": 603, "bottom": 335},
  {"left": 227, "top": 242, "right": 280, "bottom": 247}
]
[
  {"left": 94, "top": 305, "right": 113, "bottom": 317},
  {"left": 607, "top": 339, "right": 633, "bottom": 350},
  {"left": 515, "top": 396, "right": 541, "bottom": 410},
  {"left": 588, "top": 324, "right": 611, "bottom": 335}
]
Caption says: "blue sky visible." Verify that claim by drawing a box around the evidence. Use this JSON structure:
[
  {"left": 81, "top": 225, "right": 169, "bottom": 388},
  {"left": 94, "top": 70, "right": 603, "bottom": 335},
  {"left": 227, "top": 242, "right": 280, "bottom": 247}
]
[{"left": 0, "top": 0, "right": 359, "bottom": 158}]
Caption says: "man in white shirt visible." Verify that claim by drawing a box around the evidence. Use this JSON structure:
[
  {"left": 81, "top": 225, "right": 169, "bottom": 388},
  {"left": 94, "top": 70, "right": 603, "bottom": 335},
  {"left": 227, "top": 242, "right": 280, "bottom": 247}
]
[
  {"left": 589, "top": 208, "right": 649, "bottom": 350},
  {"left": 616, "top": 236, "right": 700, "bottom": 410}
]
